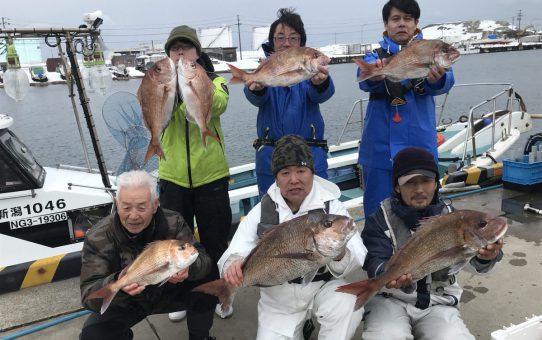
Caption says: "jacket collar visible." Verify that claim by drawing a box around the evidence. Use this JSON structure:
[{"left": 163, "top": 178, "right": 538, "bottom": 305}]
[{"left": 380, "top": 29, "right": 423, "bottom": 55}]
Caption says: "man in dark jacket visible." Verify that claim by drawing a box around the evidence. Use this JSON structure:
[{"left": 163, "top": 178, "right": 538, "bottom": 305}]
[
  {"left": 80, "top": 170, "right": 217, "bottom": 340},
  {"left": 360, "top": 147, "right": 504, "bottom": 340}
]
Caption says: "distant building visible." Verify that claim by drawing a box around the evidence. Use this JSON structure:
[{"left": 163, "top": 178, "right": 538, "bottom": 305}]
[
  {"left": 253, "top": 26, "right": 270, "bottom": 50},
  {"left": 203, "top": 47, "right": 237, "bottom": 62},
  {"left": 199, "top": 26, "right": 233, "bottom": 48},
  {"left": 111, "top": 54, "right": 137, "bottom": 67}
]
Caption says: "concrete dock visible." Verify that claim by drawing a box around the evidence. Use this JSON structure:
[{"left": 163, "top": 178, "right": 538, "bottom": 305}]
[{"left": 0, "top": 187, "right": 541, "bottom": 339}]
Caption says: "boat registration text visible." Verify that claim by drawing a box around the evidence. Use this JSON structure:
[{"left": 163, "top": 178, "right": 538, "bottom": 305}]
[{"left": 10, "top": 212, "right": 68, "bottom": 230}]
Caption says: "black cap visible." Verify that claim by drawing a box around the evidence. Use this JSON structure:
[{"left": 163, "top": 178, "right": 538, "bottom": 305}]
[{"left": 392, "top": 147, "right": 439, "bottom": 186}]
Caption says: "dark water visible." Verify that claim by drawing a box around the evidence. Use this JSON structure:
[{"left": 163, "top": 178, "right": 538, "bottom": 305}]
[{"left": 1, "top": 49, "right": 541, "bottom": 172}]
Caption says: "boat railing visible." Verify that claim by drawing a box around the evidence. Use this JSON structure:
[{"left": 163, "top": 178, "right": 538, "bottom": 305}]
[
  {"left": 441, "top": 83, "right": 520, "bottom": 164},
  {"left": 336, "top": 97, "right": 370, "bottom": 146},
  {"left": 56, "top": 163, "right": 115, "bottom": 175}
]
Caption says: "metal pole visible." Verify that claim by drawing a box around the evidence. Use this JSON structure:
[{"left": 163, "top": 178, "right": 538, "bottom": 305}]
[
  {"left": 57, "top": 38, "right": 92, "bottom": 171},
  {"left": 237, "top": 15, "right": 242, "bottom": 60},
  {"left": 65, "top": 32, "right": 111, "bottom": 188}
]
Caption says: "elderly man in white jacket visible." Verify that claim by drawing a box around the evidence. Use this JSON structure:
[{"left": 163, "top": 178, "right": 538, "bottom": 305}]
[{"left": 218, "top": 135, "right": 367, "bottom": 340}]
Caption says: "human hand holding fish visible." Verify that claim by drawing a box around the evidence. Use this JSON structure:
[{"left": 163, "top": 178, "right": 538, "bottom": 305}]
[
  {"left": 121, "top": 283, "right": 146, "bottom": 296},
  {"left": 354, "top": 39, "right": 460, "bottom": 83},
  {"left": 168, "top": 267, "right": 190, "bottom": 284},
  {"left": 86, "top": 240, "right": 199, "bottom": 314},
  {"left": 223, "top": 259, "right": 244, "bottom": 288},
  {"left": 427, "top": 65, "right": 447, "bottom": 84},
  {"left": 228, "top": 46, "right": 331, "bottom": 88},
  {"left": 310, "top": 71, "right": 329, "bottom": 86},
  {"left": 247, "top": 80, "right": 265, "bottom": 92},
  {"left": 476, "top": 238, "right": 504, "bottom": 261},
  {"left": 385, "top": 273, "right": 413, "bottom": 290},
  {"left": 336, "top": 210, "right": 507, "bottom": 310}
]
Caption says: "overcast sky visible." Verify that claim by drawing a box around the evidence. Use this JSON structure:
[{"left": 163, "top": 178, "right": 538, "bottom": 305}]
[{"left": 2, "top": 0, "right": 541, "bottom": 51}]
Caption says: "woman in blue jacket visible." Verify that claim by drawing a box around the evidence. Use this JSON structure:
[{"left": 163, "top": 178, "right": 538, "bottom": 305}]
[
  {"left": 245, "top": 8, "right": 334, "bottom": 196},
  {"left": 357, "top": 0, "right": 455, "bottom": 218}
]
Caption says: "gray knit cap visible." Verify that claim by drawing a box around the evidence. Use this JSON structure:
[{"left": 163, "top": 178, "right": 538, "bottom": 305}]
[
  {"left": 271, "top": 135, "right": 314, "bottom": 177},
  {"left": 165, "top": 25, "right": 202, "bottom": 56}
]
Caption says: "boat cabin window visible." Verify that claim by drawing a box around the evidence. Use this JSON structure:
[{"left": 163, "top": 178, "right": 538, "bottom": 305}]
[{"left": 0, "top": 129, "right": 45, "bottom": 193}]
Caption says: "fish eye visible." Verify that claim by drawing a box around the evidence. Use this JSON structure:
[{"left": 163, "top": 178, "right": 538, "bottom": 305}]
[
  {"left": 156, "top": 66, "right": 162, "bottom": 72},
  {"left": 324, "top": 220, "right": 333, "bottom": 228},
  {"left": 478, "top": 220, "right": 488, "bottom": 228},
  {"left": 179, "top": 244, "right": 185, "bottom": 250}
]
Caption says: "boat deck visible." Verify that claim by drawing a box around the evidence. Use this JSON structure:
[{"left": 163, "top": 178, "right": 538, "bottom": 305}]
[{"left": 1, "top": 187, "right": 541, "bottom": 339}]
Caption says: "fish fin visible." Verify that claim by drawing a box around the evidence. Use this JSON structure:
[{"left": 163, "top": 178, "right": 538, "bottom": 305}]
[
  {"left": 271, "top": 252, "right": 315, "bottom": 260},
  {"left": 158, "top": 277, "right": 170, "bottom": 287},
  {"left": 144, "top": 141, "right": 165, "bottom": 164},
  {"left": 353, "top": 58, "right": 380, "bottom": 82},
  {"left": 335, "top": 278, "right": 381, "bottom": 311},
  {"left": 448, "top": 259, "right": 470, "bottom": 274},
  {"left": 86, "top": 284, "right": 119, "bottom": 315},
  {"left": 201, "top": 129, "right": 220, "bottom": 149},
  {"left": 227, "top": 63, "right": 247, "bottom": 84},
  {"left": 301, "top": 270, "right": 319, "bottom": 286},
  {"left": 192, "top": 278, "right": 235, "bottom": 310}
]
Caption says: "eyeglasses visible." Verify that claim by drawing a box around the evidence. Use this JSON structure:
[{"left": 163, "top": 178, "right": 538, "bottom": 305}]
[{"left": 273, "top": 36, "right": 301, "bottom": 44}]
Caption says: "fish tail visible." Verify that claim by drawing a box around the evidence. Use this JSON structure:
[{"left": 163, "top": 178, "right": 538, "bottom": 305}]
[
  {"left": 144, "top": 140, "right": 165, "bottom": 164},
  {"left": 352, "top": 58, "right": 378, "bottom": 82},
  {"left": 335, "top": 278, "right": 381, "bottom": 311},
  {"left": 86, "top": 285, "right": 119, "bottom": 315},
  {"left": 227, "top": 63, "right": 246, "bottom": 84},
  {"left": 200, "top": 129, "right": 220, "bottom": 150},
  {"left": 192, "top": 278, "right": 235, "bottom": 310}
]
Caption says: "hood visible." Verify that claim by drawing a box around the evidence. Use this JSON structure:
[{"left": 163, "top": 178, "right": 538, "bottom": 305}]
[{"left": 261, "top": 41, "right": 273, "bottom": 57}]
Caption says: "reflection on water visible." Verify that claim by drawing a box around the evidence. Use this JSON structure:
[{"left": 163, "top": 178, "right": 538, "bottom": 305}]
[{"left": 1, "top": 50, "right": 541, "bottom": 171}]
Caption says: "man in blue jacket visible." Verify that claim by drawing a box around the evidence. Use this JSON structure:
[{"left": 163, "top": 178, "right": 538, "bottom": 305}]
[
  {"left": 357, "top": 0, "right": 455, "bottom": 218},
  {"left": 244, "top": 8, "right": 334, "bottom": 196}
]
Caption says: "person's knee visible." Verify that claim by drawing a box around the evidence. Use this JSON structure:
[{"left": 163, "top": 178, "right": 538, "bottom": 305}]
[{"left": 433, "top": 325, "right": 474, "bottom": 340}]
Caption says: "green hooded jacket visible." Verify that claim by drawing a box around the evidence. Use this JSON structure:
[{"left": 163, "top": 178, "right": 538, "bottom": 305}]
[{"left": 159, "top": 75, "right": 229, "bottom": 188}]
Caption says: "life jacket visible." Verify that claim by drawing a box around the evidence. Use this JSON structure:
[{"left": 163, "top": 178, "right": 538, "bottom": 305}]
[
  {"left": 380, "top": 198, "right": 459, "bottom": 308},
  {"left": 369, "top": 48, "right": 426, "bottom": 106},
  {"left": 257, "top": 194, "right": 332, "bottom": 284}
]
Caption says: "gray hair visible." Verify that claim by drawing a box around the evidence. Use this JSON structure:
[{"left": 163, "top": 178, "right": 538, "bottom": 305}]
[{"left": 116, "top": 170, "right": 158, "bottom": 201}]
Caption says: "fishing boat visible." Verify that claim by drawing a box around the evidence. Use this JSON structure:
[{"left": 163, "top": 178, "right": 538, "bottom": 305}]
[
  {"left": 0, "top": 26, "right": 116, "bottom": 293},
  {"left": 109, "top": 64, "right": 130, "bottom": 80},
  {"left": 29, "top": 65, "right": 48, "bottom": 83}
]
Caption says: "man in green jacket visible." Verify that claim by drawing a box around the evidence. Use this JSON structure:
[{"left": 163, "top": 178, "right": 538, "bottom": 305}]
[
  {"left": 158, "top": 25, "right": 233, "bottom": 320},
  {"left": 80, "top": 170, "right": 217, "bottom": 340}
]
